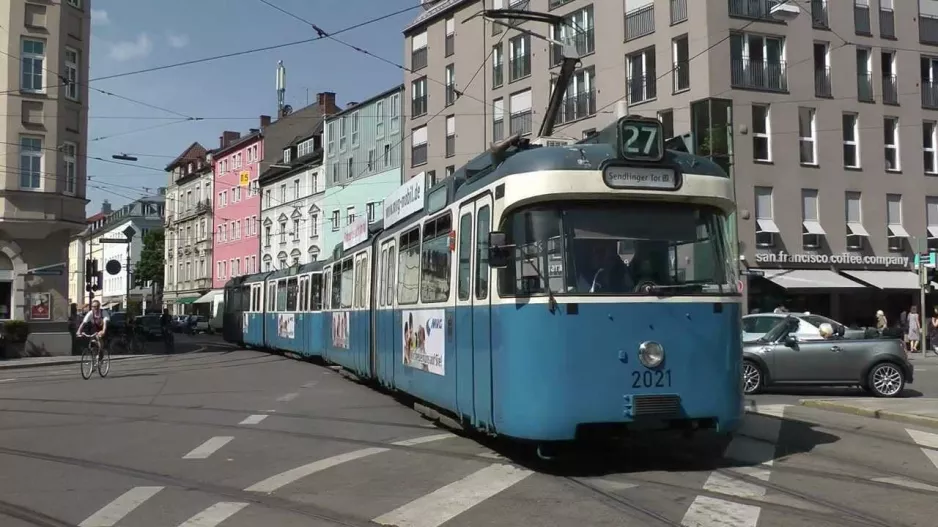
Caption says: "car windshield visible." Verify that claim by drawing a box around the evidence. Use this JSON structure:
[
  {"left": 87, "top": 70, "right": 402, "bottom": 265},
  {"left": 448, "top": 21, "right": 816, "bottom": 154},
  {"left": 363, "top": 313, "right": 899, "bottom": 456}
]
[
  {"left": 496, "top": 201, "right": 737, "bottom": 296},
  {"left": 761, "top": 317, "right": 794, "bottom": 342}
]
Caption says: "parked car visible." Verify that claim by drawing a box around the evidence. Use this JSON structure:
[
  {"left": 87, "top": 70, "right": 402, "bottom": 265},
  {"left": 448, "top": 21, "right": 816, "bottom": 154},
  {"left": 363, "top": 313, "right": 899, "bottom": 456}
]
[
  {"left": 742, "top": 316, "right": 913, "bottom": 398},
  {"left": 192, "top": 316, "right": 211, "bottom": 333},
  {"left": 742, "top": 312, "right": 867, "bottom": 342},
  {"left": 134, "top": 314, "right": 164, "bottom": 340}
]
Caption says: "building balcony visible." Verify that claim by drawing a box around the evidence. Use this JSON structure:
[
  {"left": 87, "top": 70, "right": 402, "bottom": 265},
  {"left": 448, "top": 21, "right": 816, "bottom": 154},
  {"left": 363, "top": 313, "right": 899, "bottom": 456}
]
[
  {"left": 882, "top": 74, "right": 898, "bottom": 104},
  {"left": 509, "top": 111, "right": 532, "bottom": 136},
  {"left": 557, "top": 90, "right": 596, "bottom": 124},
  {"left": 671, "top": 0, "right": 687, "bottom": 24},
  {"left": 731, "top": 58, "right": 788, "bottom": 92},
  {"left": 628, "top": 74, "right": 657, "bottom": 104},
  {"left": 625, "top": 4, "right": 654, "bottom": 41},
  {"left": 728, "top": 0, "right": 780, "bottom": 20},
  {"left": 673, "top": 61, "right": 689, "bottom": 92},
  {"left": 815, "top": 67, "right": 832, "bottom": 97}
]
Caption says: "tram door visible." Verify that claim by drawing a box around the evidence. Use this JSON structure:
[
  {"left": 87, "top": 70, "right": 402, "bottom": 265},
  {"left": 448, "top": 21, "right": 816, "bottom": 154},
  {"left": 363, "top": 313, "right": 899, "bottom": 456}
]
[{"left": 455, "top": 194, "right": 494, "bottom": 429}]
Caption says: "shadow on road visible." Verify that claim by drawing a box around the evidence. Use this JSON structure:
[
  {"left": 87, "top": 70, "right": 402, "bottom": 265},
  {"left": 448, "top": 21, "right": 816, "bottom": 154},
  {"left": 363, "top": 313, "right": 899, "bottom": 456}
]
[{"left": 758, "top": 386, "right": 924, "bottom": 398}]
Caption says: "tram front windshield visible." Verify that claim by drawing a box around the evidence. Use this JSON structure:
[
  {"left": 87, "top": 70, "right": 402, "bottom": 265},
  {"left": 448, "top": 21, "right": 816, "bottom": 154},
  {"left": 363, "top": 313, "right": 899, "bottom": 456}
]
[{"left": 498, "top": 201, "right": 737, "bottom": 296}]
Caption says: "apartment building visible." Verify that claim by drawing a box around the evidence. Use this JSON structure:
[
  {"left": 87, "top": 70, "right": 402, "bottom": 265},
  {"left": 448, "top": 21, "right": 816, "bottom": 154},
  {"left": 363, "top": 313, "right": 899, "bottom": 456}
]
[
  {"left": 321, "top": 85, "right": 404, "bottom": 254},
  {"left": 403, "top": 0, "right": 938, "bottom": 324},
  {"left": 163, "top": 143, "right": 214, "bottom": 313},
  {"left": 0, "top": 0, "right": 90, "bottom": 352},
  {"left": 259, "top": 133, "right": 325, "bottom": 270},
  {"left": 97, "top": 193, "right": 165, "bottom": 310}
]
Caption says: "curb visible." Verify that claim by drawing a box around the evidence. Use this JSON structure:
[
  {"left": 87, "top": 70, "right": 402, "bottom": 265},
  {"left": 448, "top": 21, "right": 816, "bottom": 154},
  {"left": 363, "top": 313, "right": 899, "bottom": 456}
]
[
  {"left": 798, "top": 399, "right": 938, "bottom": 430},
  {"left": 0, "top": 355, "right": 148, "bottom": 370}
]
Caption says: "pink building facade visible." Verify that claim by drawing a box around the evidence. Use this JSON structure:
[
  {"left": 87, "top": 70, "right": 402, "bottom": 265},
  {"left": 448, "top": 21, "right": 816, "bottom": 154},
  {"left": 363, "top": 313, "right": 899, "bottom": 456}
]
[{"left": 211, "top": 128, "right": 265, "bottom": 290}]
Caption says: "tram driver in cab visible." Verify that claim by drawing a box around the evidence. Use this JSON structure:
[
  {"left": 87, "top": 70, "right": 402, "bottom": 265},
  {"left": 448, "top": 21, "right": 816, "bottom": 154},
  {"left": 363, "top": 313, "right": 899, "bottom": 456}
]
[{"left": 574, "top": 238, "right": 671, "bottom": 294}]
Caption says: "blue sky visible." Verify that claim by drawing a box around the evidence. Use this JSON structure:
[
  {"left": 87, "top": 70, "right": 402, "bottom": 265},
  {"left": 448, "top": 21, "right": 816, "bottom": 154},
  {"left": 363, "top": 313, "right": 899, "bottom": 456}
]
[{"left": 85, "top": 0, "right": 420, "bottom": 213}]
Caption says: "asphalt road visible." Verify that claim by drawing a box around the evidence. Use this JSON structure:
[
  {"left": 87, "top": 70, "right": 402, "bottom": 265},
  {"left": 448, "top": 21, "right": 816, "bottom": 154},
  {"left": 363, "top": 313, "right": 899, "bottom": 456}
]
[{"left": 0, "top": 340, "right": 936, "bottom": 527}]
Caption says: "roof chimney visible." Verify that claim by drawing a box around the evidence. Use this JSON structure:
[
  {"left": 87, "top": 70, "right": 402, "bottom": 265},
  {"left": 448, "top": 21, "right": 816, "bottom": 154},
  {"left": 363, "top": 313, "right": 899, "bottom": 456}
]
[
  {"left": 260, "top": 115, "right": 271, "bottom": 128},
  {"left": 101, "top": 200, "right": 112, "bottom": 214},
  {"left": 219, "top": 131, "right": 240, "bottom": 149},
  {"left": 317, "top": 92, "right": 337, "bottom": 114}
]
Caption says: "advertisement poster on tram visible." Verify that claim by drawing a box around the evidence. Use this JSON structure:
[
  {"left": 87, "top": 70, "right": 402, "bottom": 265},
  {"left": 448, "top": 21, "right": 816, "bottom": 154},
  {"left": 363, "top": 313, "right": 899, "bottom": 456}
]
[
  {"left": 278, "top": 313, "right": 294, "bottom": 339},
  {"left": 332, "top": 311, "right": 349, "bottom": 349},
  {"left": 402, "top": 309, "right": 445, "bottom": 375}
]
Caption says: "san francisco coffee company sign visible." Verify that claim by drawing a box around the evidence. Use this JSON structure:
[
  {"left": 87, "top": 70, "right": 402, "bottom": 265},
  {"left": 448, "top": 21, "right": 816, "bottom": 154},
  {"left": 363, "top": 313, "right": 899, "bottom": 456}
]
[{"left": 754, "top": 251, "right": 910, "bottom": 268}]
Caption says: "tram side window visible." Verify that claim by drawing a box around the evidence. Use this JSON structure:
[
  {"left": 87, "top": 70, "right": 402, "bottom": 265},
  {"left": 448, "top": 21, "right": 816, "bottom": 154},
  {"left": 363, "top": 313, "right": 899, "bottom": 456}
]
[
  {"left": 353, "top": 256, "right": 364, "bottom": 308},
  {"left": 275, "top": 280, "right": 286, "bottom": 311},
  {"left": 266, "top": 283, "right": 274, "bottom": 311},
  {"left": 476, "top": 205, "right": 491, "bottom": 300},
  {"left": 330, "top": 265, "right": 341, "bottom": 309},
  {"left": 386, "top": 245, "right": 397, "bottom": 306},
  {"left": 379, "top": 248, "right": 388, "bottom": 306},
  {"left": 310, "top": 274, "right": 323, "bottom": 310},
  {"left": 421, "top": 214, "right": 452, "bottom": 303},
  {"left": 457, "top": 213, "right": 472, "bottom": 300},
  {"left": 286, "top": 278, "right": 298, "bottom": 311},
  {"left": 298, "top": 277, "right": 308, "bottom": 311},
  {"left": 340, "top": 258, "right": 354, "bottom": 308},
  {"left": 398, "top": 228, "right": 421, "bottom": 304}
]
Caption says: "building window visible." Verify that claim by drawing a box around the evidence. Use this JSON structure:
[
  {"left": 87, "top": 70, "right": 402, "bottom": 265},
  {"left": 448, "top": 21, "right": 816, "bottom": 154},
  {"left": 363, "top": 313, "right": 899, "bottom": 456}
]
[
  {"left": 67, "top": 0, "right": 81, "bottom": 7},
  {"left": 19, "top": 136, "right": 42, "bottom": 189},
  {"left": 555, "top": 66, "right": 596, "bottom": 124},
  {"left": 843, "top": 113, "right": 860, "bottom": 168},
  {"left": 347, "top": 158, "right": 354, "bottom": 180},
  {"left": 63, "top": 142, "right": 77, "bottom": 194},
  {"left": 331, "top": 210, "right": 340, "bottom": 231},
  {"left": 279, "top": 221, "right": 287, "bottom": 244},
  {"left": 367, "top": 202, "right": 378, "bottom": 223},
  {"left": 411, "top": 30, "right": 428, "bottom": 71},
  {"left": 752, "top": 104, "right": 771, "bottom": 162},
  {"left": 445, "top": 17, "right": 455, "bottom": 56},
  {"left": 509, "top": 34, "right": 531, "bottom": 81},
  {"left": 332, "top": 163, "right": 339, "bottom": 183},
  {"left": 339, "top": 116, "right": 347, "bottom": 151},
  {"left": 754, "top": 186, "right": 778, "bottom": 247},
  {"left": 64, "top": 48, "right": 79, "bottom": 101},
  {"left": 886, "top": 193, "right": 908, "bottom": 251},
  {"left": 412, "top": 77, "right": 428, "bottom": 117},
  {"left": 509, "top": 90, "right": 532, "bottom": 136},
  {"left": 729, "top": 33, "right": 787, "bottom": 92},
  {"left": 845, "top": 191, "right": 868, "bottom": 249},
  {"left": 493, "top": 97, "right": 505, "bottom": 142},
  {"left": 799, "top": 107, "right": 817, "bottom": 165},
  {"left": 311, "top": 213, "right": 319, "bottom": 237},
  {"left": 881, "top": 50, "right": 897, "bottom": 104},
  {"left": 446, "top": 115, "right": 456, "bottom": 157},
  {"left": 492, "top": 44, "right": 504, "bottom": 88},
  {"left": 672, "top": 35, "right": 689, "bottom": 93},
  {"left": 293, "top": 179, "right": 300, "bottom": 198},
  {"left": 346, "top": 206, "right": 355, "bottom": 225},
  {"left": 375, "top": 100, "right": 385, "bottom": 138},
  {"left": 351, "top": 112, "right": 360, "bottom": 147},
  {"left": 445, "top": 165, "right": 455, "bottom": 178},
  {"left": 412, "top": 125, "right": 428, "bottom": 166},
  {"left": 445, "top": 64, "right": 456, "bottom": 106},
  {"left": 627, "top": 47, "right": 656, "bottom": 105},
  {"left": 857, "top": 47, "right": 873, "bottom": 102},
  {"left": 293, "top": 219, "right": 300, "bottom": 240},
  {"left": 801, "top": 189, "right": 824, "bottom": 249},
  {"left": 549, "top": 6, "right": 595, "bottom": 67},
  {"left": 927, "top": 197, "right": 938, "bottom": 250},
  {"left": 925, "top": 122, "right": 937, "bottom": 174},
  {"left": 426, "top": 170, "right": 437, "bottom": 188},
  {"left": 391, "top": 93, "right": 401, "bottom": 131},
  {"left": 884, "top": 116, "right": 899, "bottom": 171},
  {"left": 21, "top": 39, "right": 45, "bottom": 92},
  {"left": 327, "top": 122, "right": 335, "bottom": 155},
  {"left": 814, "top": 42, "right": 831, "bottom": 97}
]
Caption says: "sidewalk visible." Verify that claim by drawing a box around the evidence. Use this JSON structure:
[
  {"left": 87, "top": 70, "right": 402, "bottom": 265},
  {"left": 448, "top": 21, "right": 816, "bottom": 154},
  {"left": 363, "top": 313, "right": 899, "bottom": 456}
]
[{"left": 799, "top": 398, "right": 938, "bottom": 429}]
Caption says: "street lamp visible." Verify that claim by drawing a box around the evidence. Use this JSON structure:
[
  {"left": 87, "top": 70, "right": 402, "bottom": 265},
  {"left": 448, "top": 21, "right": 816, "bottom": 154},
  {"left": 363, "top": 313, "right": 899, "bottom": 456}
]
[{"left": 112, "top": 153, "right": 138, "bottom": 161}]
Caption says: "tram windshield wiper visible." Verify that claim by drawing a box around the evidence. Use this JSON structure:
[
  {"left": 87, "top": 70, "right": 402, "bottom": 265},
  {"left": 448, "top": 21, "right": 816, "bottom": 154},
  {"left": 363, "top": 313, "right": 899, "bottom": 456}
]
[{"left": 523, "top": 255, "right": 559, "bottom": 314}]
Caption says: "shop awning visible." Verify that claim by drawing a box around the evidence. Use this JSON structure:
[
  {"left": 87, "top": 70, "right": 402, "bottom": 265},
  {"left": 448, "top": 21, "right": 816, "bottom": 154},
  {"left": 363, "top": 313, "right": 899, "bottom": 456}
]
[
  {"left": 175, "top": 297, "right": 199, "bottom": 305},
  {"left": 761, "top": 269, "right": 865, "bottom": 290},
  {"left": 840, "top": 270, "right": 919, "bottom": 290},
  {"left": 194, "top": 289, "right": 223, "bottom": 304}
]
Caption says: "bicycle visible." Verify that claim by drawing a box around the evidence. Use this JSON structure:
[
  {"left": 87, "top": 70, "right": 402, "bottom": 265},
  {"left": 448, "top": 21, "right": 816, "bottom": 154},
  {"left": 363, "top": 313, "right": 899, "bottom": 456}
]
[
  {"left": 78, "top": 332, "right": 110, "bottom": 379},
  {"left": 118, "top": 327, "right": 144, "bottom": 354}
]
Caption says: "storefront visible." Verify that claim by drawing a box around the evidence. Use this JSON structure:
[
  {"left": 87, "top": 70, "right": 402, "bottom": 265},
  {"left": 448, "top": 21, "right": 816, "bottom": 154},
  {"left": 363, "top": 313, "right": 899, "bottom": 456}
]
[{"left": 746, "top": 254, "right": 919, "bottom": 327}]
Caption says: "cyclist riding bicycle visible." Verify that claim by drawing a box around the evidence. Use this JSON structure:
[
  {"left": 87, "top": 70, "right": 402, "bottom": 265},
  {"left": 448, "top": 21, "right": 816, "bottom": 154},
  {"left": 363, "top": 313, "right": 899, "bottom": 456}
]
[{"left": 77, "top": 300, "right": 109, "bottom": 358}]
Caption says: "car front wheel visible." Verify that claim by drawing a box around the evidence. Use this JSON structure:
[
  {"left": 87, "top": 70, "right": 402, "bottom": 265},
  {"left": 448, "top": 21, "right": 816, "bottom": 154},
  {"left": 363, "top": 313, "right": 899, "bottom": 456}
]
[
  {"left": 743, "top": 360, "right": 765, "bottom": 395},
  {"left": 867, "top": 362, "right": 905, "bottom": 398}
]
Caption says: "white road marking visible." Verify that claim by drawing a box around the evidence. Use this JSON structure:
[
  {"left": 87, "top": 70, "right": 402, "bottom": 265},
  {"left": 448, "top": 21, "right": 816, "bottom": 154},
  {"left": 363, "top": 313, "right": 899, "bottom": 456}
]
[
  {"left": 680, "top": 496, "right": 761, "bottom": 527},
  {"left": 302, "top": 381, "right": 318, "bottom": 388},
  {"left": 0, "top": 378, "right": 15, "bottom": 383},
  {"left": 239, "top": 414, "right": 267, "bottom": 425},
  {"left": 245, "top": 433, "right": 455, "bottom": 494},
  {"left": 873, "top": 476, "right": 938, "bottom": 492},
  {"left": 906, "top": 428, "right": 938, "bottom": 470},
  {"left": 276, "top": 392, "right": 298, "bottom": 402},
  {"left": 681, "top": 408, "right": 785, "bottom": 526},
  {"left": 78, "top": 486, "right": 163, "bottom": 527},
  {"left": 373, "top": 464, "right": 533, "bottom": 527},
  {"left": 183, "top": 436, "right": 234, "bottom": 459},
  {"left": 176, "top": 502, "right": 248, "bottom": 526}
]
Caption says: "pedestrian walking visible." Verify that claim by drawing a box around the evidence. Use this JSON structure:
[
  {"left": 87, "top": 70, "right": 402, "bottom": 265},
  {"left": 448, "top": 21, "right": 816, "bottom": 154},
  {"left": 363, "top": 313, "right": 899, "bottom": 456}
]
[{"left": 908, "top": 306, "right": 921, "bottom": 356}]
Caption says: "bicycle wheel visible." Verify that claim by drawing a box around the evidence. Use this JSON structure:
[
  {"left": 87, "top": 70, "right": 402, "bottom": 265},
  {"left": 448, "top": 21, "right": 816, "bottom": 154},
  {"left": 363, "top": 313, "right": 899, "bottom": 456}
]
[
  {"left": 80, "top": 342, "right": 95, "bottom": 380},
  {"left": 97, "top": 343, "right": 110, "bottom": 377}
]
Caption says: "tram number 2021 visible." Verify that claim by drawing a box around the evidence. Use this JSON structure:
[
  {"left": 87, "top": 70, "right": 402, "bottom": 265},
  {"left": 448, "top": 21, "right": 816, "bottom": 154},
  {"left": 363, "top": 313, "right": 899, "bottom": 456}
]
[{"left": 631, "top": 369, "right": 672, "bottom": 389}]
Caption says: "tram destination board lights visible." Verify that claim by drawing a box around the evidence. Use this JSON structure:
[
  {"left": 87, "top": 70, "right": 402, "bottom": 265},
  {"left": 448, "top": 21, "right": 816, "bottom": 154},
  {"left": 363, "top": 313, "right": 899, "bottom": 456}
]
[{"left": 617, "top": 116, "right": 665, "bottom": 163}]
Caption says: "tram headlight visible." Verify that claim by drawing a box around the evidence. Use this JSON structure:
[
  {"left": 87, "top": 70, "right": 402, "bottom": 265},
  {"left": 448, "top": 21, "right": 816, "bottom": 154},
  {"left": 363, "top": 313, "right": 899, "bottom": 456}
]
[{"left": 638, "top": 341, "right": 664, "bottom": 368}]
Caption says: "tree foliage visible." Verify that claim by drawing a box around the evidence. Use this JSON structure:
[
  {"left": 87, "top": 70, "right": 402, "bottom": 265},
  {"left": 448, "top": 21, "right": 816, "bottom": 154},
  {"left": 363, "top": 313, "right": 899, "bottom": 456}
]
[{"left": 135, "top": 229, "right": 165, "bottom": 289}]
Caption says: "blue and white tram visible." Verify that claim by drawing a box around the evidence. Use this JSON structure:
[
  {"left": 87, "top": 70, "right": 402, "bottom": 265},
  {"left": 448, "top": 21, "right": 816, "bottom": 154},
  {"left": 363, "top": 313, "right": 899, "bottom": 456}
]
[{"left": 225, "top": 115, "right": 744, "bottom": 446}]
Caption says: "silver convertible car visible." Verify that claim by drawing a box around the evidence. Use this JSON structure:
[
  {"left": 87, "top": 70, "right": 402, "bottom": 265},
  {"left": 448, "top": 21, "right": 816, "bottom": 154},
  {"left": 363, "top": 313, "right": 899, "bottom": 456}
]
[{"left": 742, "top": 316, "right": 913, "bottom": 398}]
